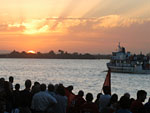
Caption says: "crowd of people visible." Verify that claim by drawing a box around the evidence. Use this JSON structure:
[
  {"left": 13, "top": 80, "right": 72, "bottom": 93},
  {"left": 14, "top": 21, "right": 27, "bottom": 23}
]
[{"left": 0, "top": 76, "right": 150, "bottom": 113}]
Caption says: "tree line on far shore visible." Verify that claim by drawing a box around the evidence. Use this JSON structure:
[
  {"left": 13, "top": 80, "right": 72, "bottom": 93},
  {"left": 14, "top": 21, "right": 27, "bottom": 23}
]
[{"left": 0, "top": 50, "right": 111, "bottom": 59}]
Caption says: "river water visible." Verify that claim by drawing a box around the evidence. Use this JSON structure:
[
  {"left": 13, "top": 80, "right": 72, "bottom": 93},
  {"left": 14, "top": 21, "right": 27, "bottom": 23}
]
[{"left": 0, "top": 58, "right": 149, "bottom": 101}]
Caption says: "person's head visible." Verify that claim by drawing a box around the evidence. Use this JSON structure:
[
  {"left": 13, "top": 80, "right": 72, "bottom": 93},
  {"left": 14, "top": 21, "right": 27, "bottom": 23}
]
[
  {"left": 137, "top": 90, "right": 147, "bottom": 102},
  {"left": 25, "top": 79, "right": 32, "bottom": 89},
  {"left": 103, "top": 86, "right": 110, "bottom": 95},
  {"left": 119, "top": 96, "right": 130, "bottom": 109},
  {"left": 31, "top": 84, "right": 41, "bottom": 95},
  {"left": 56, "top": 84, "right": 65, "bottom": 96},
  {"left": 96, "top": 93, "right": 102, "bottom": 99},
  {"left": 4, "top": 81, "right": 11, "bottom": 92},
  {"left": 67, "top": 85, "right": 73, "bottom": 92},
  {"left": 0, "top": 77, "right": 5, "bottom": 82},
  {"left": 9, "top": 76, "right": 14, "bottom": 83},
  {"left": 48, "top": 83, "right": 54, "bottom": 92},
  {"left": 40, "top": 84, "right": 46, "bottom": 91},
  {"left": 34, "top": 81, "right": 40, "bottom": 86},
  {"left": 110, "top": 93, "right": 118, "bottom": 104},
  {"left": 78, "top": 90, "right": 84, "bottom": 97},
  {"left": 15, "top": 83, "right": 20, "bottom": 90},
  {"left": 86, "top": 93, "right": 93, "bottom": 102},
  {"left": 124, "top": 92, "right": 130, "bottom": 99},
  {"left": 0, "top": 78, "right": 5, "bottom": 85}
]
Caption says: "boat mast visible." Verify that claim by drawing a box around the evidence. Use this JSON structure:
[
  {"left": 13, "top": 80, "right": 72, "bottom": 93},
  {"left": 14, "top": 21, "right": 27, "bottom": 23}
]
[{"left": 118, "top": 42, "right": 122, "bottom": 52}]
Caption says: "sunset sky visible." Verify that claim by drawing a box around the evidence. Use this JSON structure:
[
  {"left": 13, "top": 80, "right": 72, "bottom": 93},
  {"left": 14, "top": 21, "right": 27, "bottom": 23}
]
[{"left": 0, "top": 0, "right": 150, "bottom": 54}]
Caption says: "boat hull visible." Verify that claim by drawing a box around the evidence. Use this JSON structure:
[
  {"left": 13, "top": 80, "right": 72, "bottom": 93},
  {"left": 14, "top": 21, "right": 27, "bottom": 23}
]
[{"left": 107, "top": 65, "right": 150, "bottom": 74}]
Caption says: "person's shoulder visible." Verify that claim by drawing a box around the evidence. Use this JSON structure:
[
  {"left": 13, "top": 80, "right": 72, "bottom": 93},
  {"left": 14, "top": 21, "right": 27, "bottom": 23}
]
[
  {"left": 132, "top": 100, "right": 142, "bottom": 105},
  {"left": 20, "top": 89, "right": 26, "bottom": 94},
  {"left": 105, "top": 94, "right": 111, "bottom": 98},
  {"left": 33, "top": 91, "right": 41, "bottom": 97},
  {"left": 117, "top": 109, "right": 132, "bottom": 113},
  {"left": 101, "top": 94, "right": 111, "bottom": 99}
]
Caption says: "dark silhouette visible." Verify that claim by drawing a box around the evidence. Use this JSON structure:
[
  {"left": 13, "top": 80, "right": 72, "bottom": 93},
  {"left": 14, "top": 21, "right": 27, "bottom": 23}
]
[
  {"left": 20, "top": 79, "right": 32, "bottom": 113},
  {"left": 115, "top": 96, "right": 132, "bottom": 113},
  {"left": 80, "top": 93, "right": 99, "bottom": 113},
  {"left": 144, "top": 98, "right": 150, "bottom": 113},
  {"left": 69, "top": 90, "right": 86, "bottom": 113},
  {"left": 12, "top": 84, "right": 21, "bottom": 109},
  {"left": 4, "top": 81, "right": 13, "bottom": 113},
  {"left": 9, "top": 76, "right": 14, "bottom": 91},
  {"left": 130, "top": 90, "right": 147, "bottom": 113},
  {"left": 0, "top": 50, "right": 111, "bottom": 59},
  {"left": 1, "top": 76, "right": 150, "bottom": 113},
  {"left": 94, "top": 93, "right": 102, "bottom": 109}
]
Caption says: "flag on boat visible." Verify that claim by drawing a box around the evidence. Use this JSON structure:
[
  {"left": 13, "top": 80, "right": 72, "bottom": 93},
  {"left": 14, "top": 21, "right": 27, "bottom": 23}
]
[{"left": 102, "top": 69, "right": 111, "bottom": 95}]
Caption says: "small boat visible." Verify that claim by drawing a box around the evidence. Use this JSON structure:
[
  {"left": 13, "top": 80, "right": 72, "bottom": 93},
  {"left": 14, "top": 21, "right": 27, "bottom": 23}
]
[{"left": 107, "top": 43, "right": 150, "bottom": 74}]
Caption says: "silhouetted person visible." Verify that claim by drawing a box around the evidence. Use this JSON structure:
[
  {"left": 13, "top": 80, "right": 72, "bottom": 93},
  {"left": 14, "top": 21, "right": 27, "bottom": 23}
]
[
  {"left": 12, "top": 84, "right": 21, "bottom": 109},
  {"left": 115, "top": 96, "right": 132, "bottom": 113},
  {"left": 144, "top": 97, "right": 150, "bottom": 113},
  {"left": 0, "top": 78, "right": 5, "bottom": 113},
  {"left": 67, "top": 85, "right": 73, "bottom": 93},
  {"left": 100, "top": 93, "right": 118, "bottom": 113},
  {"left": 99, "top": 86, "right": 111, "bottom": 112},
  {"left": 124, "top": 92, "right": 130, "bottom": 99},
  {"left": 31, "top": 83, "right": 57, "bottom": 113},
  {"left": 80, "top": 93, "right": 99, "bottom": 113},
  {"left": 3, "top": 81, "right": 13, "bottom": 113},
  {"left": 9, "top": 76, "right": 14, "bottom": 91},
  {"left": 107, "top": 93, "right": 118, "bottom": 112},
  {"left": 47, "top": 83, "right": 55, "bottom": 97},
  {"left": 95, "top": 93, "right": 102, "bottom": 109},
  {"left": 20, "top": 79, "right": 32, "bottom": 113},
  {"left": 53, "top": 84, "right": 67, "bottom": 113},
  {"left": 70, "top": 90, "right": 86, "bottom": 113},
  {"left": 31, "top": 81, "right": 40, "bottom": 96},
  {"left": 130, "top": 90, "right": 147, "bottom": 113}
]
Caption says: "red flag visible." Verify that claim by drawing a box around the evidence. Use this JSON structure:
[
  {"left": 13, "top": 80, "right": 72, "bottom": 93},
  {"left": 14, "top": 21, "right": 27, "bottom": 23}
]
[{"left": 102, "top": 69, "right": 111, "bottom": 95}]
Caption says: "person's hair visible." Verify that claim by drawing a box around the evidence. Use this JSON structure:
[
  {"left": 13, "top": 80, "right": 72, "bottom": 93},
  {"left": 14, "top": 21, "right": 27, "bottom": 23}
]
[
  {"left": 15, "top": 83, "right": 20, "bottom": 90},
  {"left": 86, "top": 93, "right": 93, "bottom": 102},
  {"left": 109, "top": 93, "right": 118, "bottom": 104},
  {"left": 78, "top": 90, "right": 84, "bottom": 97},
  {"left": 137, "top": 90, "right": 147, "bottom": 99},
  {"left": 9, "top": 76, "right": 14, "bottom": 83},
  {"left": 56, "top": 84, "right": 65, "bottom": 96},
  {"left": 0, "top": 78, "right": 5, "bottom": 84},
  {"left": 119, "top": 96, "right": 130, "bottom": 109},
  {"left": 40, "top": 84, "right": 46, "bottom": 91},
  {"left": 34, "top": 81, "right": 40, "bottom": 86},
  {"left": 67, "top": 85, "right": 73, "bottom": 92},
  {"left": 124, "top": 93, "right": 130, "bottom": 98},
  {"left": 25, "top": 79, "right": 32, "bottom": 89},
  {"left": 103, "top": 86, "right": 110, "bottom": 95},
  {"left": 48, "top": 84, "right": 54, "bottom": 92},
  {"left": 96, "top": 93, "right": 102, "bottom": 99}
]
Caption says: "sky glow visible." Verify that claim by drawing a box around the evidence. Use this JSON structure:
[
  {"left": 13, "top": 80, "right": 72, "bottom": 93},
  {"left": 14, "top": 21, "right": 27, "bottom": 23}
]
[{"left": 0, "top": 0, "right": 150, "bottom": 54}]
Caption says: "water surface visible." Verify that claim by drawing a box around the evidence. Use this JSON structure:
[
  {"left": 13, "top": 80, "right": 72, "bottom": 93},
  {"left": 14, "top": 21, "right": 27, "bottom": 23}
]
[{"left": 0, "top": 58, "right": 149, "bottom": 101}]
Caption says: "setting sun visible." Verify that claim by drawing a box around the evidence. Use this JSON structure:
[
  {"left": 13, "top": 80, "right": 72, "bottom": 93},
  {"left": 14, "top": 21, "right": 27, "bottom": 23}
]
[{"left": 27, "top": 50, "right": 36, "bottom": 54}]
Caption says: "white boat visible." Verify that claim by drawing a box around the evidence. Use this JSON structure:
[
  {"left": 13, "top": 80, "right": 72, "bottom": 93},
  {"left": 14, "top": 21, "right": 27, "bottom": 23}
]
[{"left": 107, "top": 43, "right": 150, "bottom": 74}]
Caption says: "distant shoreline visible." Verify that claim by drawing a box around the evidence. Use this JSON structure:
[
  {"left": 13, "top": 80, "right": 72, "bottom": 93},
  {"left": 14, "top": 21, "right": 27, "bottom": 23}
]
[{"left": 0, "top": 50, "right": 111, "bottom": 59}]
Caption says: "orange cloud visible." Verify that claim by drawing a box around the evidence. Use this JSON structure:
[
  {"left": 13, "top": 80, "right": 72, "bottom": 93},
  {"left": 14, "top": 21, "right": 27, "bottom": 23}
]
[
  {"left": 0, "top": 23, "right": 25, "bottom": 32},
  {"left": 0, "top": 15, "right": 149, "bottom": 35},
  {"left": 94, "top": 15, "right": 145, "bottom": 28}
]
